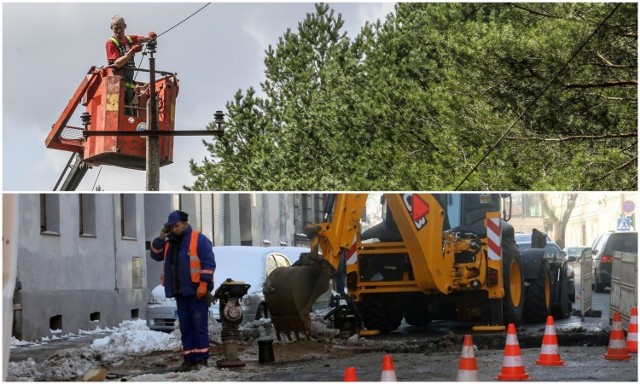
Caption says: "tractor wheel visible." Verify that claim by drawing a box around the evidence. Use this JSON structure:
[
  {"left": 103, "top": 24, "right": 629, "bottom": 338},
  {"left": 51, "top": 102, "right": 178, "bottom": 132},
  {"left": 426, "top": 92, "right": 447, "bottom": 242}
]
[
  {"left": 358, "top": 294, "right": 403, "bottom": 333},
  {"left": 502, "top": 244, "right": 525, "bottom": 324},
  {"left": 552, "top": 273, "right": 571, "bottom": 319},
  {"left": 523, "top": 261, "right": 551, "bottom": 323},
  {"left": 403, "top": 292, "right": 431, "bottom": 326}
]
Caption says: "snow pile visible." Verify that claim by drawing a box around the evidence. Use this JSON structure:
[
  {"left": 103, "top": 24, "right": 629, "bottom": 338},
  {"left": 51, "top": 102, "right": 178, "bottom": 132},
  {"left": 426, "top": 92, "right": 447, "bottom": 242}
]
[
  {"left": 7, "top": 310, "right": 344, "bottom": 381},
  {"left": 309, "top": 311, "right": 340, "bottom": 340},
  {"left": 8, "top": 320, "right": 181, "bottom": 381},
  {"left": 7, "top": 349, "right": 101, "bottom": 381},
  {"left": 9, "top": 336, "right": 35, "bottom": 348},
  {"left": 90, "top": 319, "right": 181, "bottom": 356}
]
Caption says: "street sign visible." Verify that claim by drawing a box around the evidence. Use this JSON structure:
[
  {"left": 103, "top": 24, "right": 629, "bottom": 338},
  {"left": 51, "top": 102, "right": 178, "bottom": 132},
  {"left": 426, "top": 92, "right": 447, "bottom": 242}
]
[
  {"left": 622, "top": 200, "right": 635, "bottom": 214},
  {"left": 616, "top": 217, "right": 631, "bottom": 232}
]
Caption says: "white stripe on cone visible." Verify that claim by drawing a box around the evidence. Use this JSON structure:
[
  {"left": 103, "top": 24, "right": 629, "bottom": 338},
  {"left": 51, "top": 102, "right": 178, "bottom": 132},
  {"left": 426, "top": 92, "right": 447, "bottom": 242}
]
[{"left": 501, "top": 355, "right": 523, "bottom": 367}]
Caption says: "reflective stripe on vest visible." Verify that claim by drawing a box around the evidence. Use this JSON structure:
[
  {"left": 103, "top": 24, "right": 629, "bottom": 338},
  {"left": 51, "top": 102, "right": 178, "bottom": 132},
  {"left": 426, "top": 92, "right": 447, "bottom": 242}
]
[
  {"left": 162, "top": 230, "right": 201, "bottom": 285},
  {"left": 110, "top": 36, "right": 137, "bottom": 88}
]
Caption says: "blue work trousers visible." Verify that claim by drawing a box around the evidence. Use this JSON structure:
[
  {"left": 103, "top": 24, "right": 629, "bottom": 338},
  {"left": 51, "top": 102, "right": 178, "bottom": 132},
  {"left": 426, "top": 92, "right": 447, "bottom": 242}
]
[{"left": 176, "top": 294, "right": 209, "bottom": 363}]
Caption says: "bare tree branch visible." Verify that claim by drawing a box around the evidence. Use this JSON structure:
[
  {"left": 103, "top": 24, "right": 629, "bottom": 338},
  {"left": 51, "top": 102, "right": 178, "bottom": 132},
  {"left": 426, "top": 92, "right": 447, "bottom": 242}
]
[
  {"left": 508, "top": 133, "right": 637, "bottom": 142},
  {"left": 564, "top": 80, "right": 637, "bottom": 89},
  {"left": 588, "top": 155, "right": 638, "bottom": 184}
]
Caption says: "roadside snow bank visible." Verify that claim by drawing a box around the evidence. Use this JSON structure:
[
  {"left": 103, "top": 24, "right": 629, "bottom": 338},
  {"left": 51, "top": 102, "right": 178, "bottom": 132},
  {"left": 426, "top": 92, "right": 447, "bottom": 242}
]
[{"left": 90, "top": 319, "right": 180, "bottom": 356}]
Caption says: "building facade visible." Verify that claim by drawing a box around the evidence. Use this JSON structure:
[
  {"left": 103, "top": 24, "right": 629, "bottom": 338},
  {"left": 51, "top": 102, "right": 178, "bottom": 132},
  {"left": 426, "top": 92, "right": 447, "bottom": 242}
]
[
  {"left": 9, "top": 193, "right": 325, "bottom": 341},
  {"left": 12, "top": 194, "right": 149, "bottom": 341},
  {"left": 509, "top": 192, "right": 637, "bottom": 248}
]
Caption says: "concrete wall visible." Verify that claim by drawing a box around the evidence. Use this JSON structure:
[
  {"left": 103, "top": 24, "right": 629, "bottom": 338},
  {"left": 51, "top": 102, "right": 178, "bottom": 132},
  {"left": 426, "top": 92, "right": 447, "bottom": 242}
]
[
  {"left": 14, "top": 194, "right": 148, "bottom": 341},
  {"left": 253, "top": 193, "right": 296, "bottom": 246}
]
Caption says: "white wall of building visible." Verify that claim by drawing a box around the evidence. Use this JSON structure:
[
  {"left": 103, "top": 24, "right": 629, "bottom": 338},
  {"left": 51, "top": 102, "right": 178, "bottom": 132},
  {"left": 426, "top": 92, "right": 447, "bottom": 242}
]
[{"left": 14, "top": 194, "right": 149, "bottom": 341}]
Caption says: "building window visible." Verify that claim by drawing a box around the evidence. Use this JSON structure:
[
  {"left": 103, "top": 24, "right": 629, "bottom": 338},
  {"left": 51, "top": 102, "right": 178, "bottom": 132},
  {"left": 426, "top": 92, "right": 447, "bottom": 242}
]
[
  {"left": 120, "top": 194, "right": 137, "bottom": 239},
  {"left": 523, "top": 195, "right": 541, "bottom": 217},
  {"left": 79, "top": 194, "right": 97, "bottom": 237},
  {"left": 40, "top": 194, "right": 61, "bottom": 234}
]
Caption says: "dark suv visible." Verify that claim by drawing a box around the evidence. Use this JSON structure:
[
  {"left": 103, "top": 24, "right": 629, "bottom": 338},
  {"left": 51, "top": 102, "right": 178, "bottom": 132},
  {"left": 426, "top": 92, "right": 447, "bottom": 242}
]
[{"left": 591, "top": 231, "right": 637, "bottom": 292}]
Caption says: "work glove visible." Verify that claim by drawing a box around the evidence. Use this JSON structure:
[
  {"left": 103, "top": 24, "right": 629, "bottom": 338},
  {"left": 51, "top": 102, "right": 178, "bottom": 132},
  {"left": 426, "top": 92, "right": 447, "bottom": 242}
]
[
  {"left": 148, "top": 31, "right": 157, "bottom": 40},
  {"left": 130, "top": 44, "right": 143, "bottom": 53},
  {"left": 196, "top": 282, "right": 208, "bottom": 299}
]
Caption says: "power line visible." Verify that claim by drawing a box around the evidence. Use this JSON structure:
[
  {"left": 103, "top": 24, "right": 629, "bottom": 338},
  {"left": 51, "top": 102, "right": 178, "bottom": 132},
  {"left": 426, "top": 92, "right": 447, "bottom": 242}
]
[
  {"left": 157, "top": 2, "right": 211, "bottom": 38},
  {"left": 454, "top": 3, "right": 622, "bottom": 191},
  {"left": 135, "top": 2, "right": 212, "bottom": 74},
  {"left": 91, "top": 166, "right": 103, "bottom": 191}
]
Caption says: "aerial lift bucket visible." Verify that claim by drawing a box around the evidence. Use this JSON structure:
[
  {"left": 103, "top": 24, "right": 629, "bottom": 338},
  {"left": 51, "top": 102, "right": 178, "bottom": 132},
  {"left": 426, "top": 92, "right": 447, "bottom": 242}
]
[
  {"left": 264, "top": 253, "right": 332, "bottom": 341},
  {"left": 45, "top": 66, "right": 179, "bottom": 170}
]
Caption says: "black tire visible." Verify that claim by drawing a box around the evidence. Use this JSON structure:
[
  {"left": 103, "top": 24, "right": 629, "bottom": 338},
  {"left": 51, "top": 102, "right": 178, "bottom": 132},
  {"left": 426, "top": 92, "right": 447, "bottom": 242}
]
[
  {"left": 358, "top": 294, "right": 403, "bottom": 333},
  {"left": 403, "top": 293, "right": 431, "bottom": 326},
  {"left": 255, "top": 303, "right": 269, "bottom": 320},
  {"left": 568, "top": 282, "right": 576, "bottom": 303},
  {"left": 523, "top": 261, "right": 551, "bottom": 323},
  {"left": 552, "top": 269, "right": 571, "bottom": 319},
  {"left": 502, "top": 241, "right": 525, "bottom": 324}
]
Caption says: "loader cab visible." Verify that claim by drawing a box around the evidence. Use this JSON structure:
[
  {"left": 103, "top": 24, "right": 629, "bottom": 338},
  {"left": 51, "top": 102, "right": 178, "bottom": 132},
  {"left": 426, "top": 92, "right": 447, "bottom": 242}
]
[
  {"left": 374, "top": 194, "right": 508, "bottom": 240},
  {"left": 446, "top": 194, "right": 511, "bottom": 234}
]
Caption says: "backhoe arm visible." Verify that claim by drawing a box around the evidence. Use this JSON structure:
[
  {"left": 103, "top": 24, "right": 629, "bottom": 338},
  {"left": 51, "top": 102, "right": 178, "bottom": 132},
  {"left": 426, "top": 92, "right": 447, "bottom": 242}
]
[{"left": 264, "top": 193, "right": 368, "bottom": 340}]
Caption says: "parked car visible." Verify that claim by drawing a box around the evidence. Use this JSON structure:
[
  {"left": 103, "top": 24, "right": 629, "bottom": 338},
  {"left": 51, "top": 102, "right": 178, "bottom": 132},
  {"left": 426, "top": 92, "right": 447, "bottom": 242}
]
[
  {"left": 590, "top": 231, "right": 638, "bottom": 293},
  {"left": 146, "top": 246, "right": 328, "bottom": 332},
  {"left": 515, "top": 233, "right": 576, "bottom": 304},
  {"left": 564, "top": 246, "right": 591, "bottom": 263}
]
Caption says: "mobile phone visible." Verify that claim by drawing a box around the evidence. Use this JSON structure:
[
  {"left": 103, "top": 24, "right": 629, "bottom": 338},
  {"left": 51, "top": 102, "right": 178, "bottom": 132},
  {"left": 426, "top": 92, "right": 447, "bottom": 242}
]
[{"left": 163, "top": 225, "right": 172, "bottom": 233}]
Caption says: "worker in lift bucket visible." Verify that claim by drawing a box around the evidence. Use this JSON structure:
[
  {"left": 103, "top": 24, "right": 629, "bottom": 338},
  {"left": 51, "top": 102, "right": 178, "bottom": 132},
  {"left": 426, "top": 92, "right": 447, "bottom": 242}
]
[
  {"left": 150, "top": 210, "right": 216, "bottom": 370},
  {"left": 105, "top": 15, "right": 156, "bottom": 115}
]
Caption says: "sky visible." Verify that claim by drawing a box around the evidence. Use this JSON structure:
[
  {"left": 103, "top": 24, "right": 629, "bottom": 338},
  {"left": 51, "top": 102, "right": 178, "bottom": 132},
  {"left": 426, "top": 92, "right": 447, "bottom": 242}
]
[{"left": 2, "top": 2, "right": 395, "bottom": 192}]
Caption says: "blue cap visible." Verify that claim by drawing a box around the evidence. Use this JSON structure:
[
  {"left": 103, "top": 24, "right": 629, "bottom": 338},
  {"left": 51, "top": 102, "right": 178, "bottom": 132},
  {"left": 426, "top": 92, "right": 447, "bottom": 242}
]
[{"left": 164, "top": 210, "right": 188, "bottom": 226}]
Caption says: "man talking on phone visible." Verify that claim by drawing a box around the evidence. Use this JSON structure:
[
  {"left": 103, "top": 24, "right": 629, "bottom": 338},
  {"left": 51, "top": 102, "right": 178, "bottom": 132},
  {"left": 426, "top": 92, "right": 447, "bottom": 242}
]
[{"left": 150, "top": 210, "right": 215, "bottom": 370}]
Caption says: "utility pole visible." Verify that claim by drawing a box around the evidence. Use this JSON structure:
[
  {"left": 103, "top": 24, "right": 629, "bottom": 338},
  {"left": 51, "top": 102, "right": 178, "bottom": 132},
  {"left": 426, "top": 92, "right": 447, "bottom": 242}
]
[{"left": 146, "top": 38, "right": 160, "bottom": 191}]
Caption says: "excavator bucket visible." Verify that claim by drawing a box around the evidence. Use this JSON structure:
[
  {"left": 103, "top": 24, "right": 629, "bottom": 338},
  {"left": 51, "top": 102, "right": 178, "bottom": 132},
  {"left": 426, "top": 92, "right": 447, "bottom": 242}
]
[{"left": 264, "top": 253, "right": 332, "bottom": 341}]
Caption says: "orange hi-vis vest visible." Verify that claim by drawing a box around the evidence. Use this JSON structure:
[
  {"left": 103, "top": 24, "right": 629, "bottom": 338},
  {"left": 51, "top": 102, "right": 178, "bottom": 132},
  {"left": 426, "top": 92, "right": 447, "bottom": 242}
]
[{"left": 161, "top": 230, "right": 205, "bottom": 285}]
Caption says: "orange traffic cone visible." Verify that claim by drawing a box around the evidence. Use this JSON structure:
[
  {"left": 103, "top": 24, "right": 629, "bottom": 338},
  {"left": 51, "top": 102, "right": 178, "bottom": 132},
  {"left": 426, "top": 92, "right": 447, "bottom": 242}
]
[
  {"left": 496, "top": 323, "right": 529, "bottom": 381},
  {"left": 626, "top": 306, "right": 637, "bottom": 353},
  {"left": 344, "top": 366, "right": 358, "bottom": 381},
  {"left": 536, "top": 316, "right": 564, "bottom": 366},
  {"left": 457, "top": 335, "right": 479, "bottom": 381},
  {"left": 604, "top": 311, "right": 631, "bottom": 361},
  {"left": 380, "top": 355, "right": 397, "bottom": 381}
]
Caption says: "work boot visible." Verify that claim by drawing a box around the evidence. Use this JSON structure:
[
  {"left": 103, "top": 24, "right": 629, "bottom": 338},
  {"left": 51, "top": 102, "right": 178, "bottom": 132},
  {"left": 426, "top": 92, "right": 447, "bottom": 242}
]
[
  {"left": 176, "top": 360, "right": 196, "bottom": 372},
  {"left": 194, "top": 359, "right": 208, "bottom": 370}
]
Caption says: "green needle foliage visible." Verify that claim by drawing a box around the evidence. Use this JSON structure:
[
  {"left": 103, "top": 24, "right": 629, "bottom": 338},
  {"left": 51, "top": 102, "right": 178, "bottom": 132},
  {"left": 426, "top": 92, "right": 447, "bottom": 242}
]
[{"left": 187, "top": 3, "right": 637, "bottom": 191}]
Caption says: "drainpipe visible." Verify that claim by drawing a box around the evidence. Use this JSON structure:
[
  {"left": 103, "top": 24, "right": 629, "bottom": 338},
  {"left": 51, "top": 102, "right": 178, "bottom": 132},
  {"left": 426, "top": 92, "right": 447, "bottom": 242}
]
[
  {"left": 214, "top": 194, "right": 225, "bottom": 246},
  {"left": 112, "top": 195, "right": 119, "bottom": 293}
]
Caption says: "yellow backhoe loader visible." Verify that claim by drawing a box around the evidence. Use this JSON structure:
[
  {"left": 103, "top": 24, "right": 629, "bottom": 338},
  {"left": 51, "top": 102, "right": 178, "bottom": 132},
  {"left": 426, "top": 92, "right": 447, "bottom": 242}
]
[{"left": 264, "top": 193, "right": 568, "bottom": 340}]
